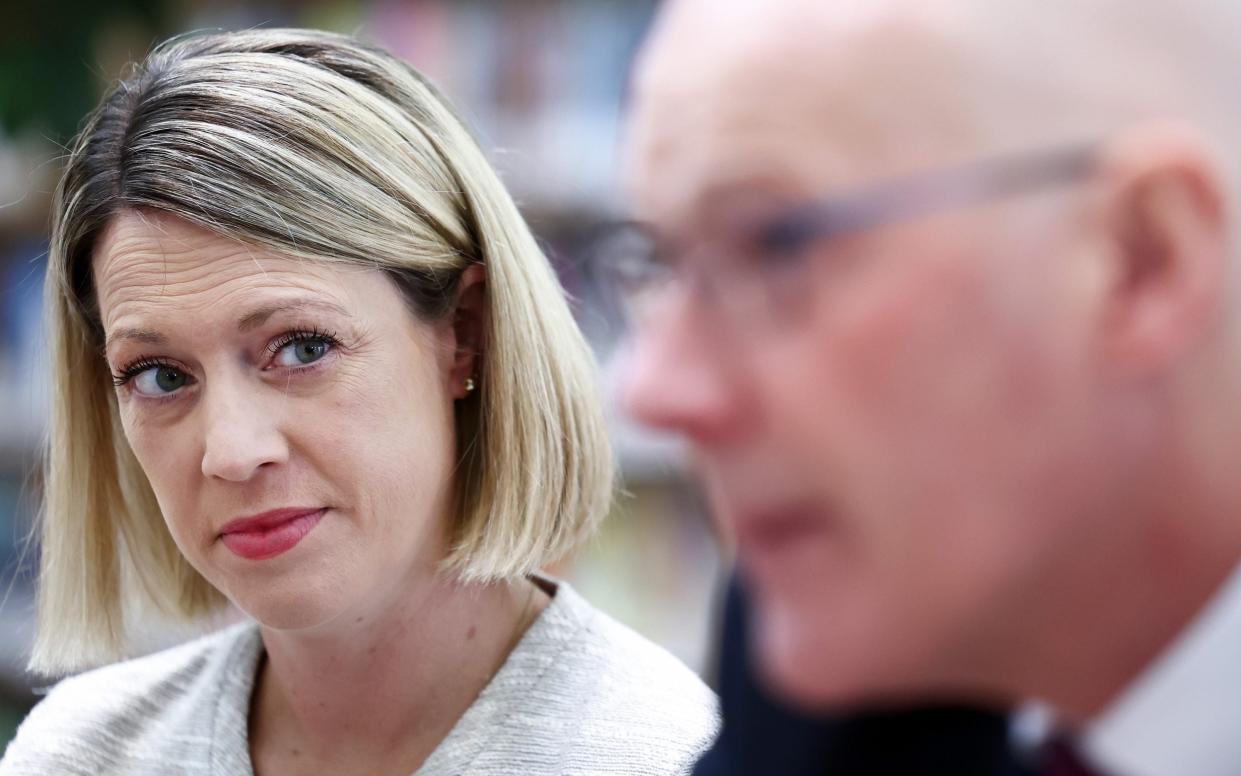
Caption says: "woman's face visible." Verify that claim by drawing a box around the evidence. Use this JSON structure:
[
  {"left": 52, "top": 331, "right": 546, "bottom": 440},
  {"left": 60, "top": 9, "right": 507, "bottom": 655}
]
[{"left": 93, "top": 210, "right": 473, "bottom": 632}]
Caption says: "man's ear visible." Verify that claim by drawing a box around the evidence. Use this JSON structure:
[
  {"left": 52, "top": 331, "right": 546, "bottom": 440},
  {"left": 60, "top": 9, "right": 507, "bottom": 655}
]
[
  {"left": 1094, "top": 123, "right": 1229, "bottom": 377},
  {"left": 447, "top": 263, "right": 487, "bottom": 399}
]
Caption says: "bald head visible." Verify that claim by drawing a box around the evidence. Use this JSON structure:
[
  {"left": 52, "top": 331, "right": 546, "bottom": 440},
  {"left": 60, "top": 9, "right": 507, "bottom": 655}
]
[
  {"left": 627, "top": 0, "right": 1241, "bottom": 224},
  {"left": 626, "top": 0, "right": 976, "bottom": 226}
]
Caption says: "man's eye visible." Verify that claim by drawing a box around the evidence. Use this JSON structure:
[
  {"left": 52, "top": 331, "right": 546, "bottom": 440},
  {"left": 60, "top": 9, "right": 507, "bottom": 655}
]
[
  {"left": 754, "top": 213, "right": 823, "bottom": 258},
  {"left": 132, "top": 366, "right": 190, "bottom": 396}
]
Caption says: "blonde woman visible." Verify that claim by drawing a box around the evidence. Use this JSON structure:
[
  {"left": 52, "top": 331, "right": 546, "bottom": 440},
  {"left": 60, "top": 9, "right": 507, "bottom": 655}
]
[{"left": 0, "top": 29, "right": 717, "bottom": 776}]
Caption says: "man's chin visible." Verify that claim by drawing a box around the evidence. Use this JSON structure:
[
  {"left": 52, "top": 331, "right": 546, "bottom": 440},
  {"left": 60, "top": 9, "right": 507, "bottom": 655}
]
[{"left": 752, "top": 598, "right": 921, "bottom": 713}]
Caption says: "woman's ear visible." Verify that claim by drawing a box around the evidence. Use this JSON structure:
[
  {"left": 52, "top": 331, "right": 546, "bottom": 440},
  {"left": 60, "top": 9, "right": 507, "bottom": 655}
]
[
  {"left": 447, "top": 263, "right": 487, "bottom": 399},
  {"left": 1095, "top": 122, "right": 1229, "bottom": 377}
]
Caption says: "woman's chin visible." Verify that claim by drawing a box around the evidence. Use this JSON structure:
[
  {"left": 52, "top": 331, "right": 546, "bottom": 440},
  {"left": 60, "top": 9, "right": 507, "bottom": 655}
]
[{"left": 222, "top": 578, "right": 358, "bottom": 633}]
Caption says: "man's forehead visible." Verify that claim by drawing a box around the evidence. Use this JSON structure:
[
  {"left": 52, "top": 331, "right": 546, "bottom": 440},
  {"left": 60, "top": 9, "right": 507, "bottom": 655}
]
[
  {"left": 633, "top": 0, "right": 960, "bottom": 90},
  {"left": 625, "top": 0, "right": 976, "bottom": 225}
]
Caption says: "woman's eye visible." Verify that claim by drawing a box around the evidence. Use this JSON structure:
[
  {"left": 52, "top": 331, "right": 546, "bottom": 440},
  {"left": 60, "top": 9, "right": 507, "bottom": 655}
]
[
  {"left": 273, "top": 337, "right": 332, "bottom": 367},
  {"left": 132, "top": 366, "right": 190, "bottom": 397}
]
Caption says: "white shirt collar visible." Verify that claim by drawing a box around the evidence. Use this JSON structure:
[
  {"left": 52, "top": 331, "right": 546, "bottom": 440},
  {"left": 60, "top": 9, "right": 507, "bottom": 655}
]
[{"left": 1076, "top": 561, "right": 1241, "bottom": 776}]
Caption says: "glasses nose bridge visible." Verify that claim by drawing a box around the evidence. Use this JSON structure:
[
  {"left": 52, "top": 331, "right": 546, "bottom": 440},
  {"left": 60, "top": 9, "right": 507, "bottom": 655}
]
[
  {"left": 684, "top": 244, "right": 774, "bottom": 341},
  {"left": 619, "top": 235, "right": 756, "bottom": 343},
  {"left": 676, "top": 242, "right": 734, "bottom": 319}
]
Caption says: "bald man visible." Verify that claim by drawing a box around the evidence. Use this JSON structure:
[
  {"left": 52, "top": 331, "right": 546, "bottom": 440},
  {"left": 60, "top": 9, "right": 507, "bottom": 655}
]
[{"left": 613, "top": 2, "right": 1241, "bottom": 775}]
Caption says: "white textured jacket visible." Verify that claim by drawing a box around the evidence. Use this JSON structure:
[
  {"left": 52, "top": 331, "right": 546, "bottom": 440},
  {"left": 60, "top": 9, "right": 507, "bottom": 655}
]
[{"left": 0, "top": 580, "right": 720, "bottom": 775}]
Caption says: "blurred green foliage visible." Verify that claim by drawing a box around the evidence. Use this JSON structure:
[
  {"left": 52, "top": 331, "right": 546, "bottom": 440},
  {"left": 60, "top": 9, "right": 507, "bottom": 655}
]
[{"left": 0, "top": 0, "right": 165, "bottom": 143}]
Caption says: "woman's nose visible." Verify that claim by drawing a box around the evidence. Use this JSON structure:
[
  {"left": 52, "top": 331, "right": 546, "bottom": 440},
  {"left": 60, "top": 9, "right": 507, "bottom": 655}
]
[{"left": 199, "top": 378, "right": 290, "bottom": 482}]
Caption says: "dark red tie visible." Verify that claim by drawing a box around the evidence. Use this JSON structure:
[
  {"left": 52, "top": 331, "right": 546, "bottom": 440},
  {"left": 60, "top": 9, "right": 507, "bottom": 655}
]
[{"left": 1039, "top": 736, "right": 1107, "bottom": 776}]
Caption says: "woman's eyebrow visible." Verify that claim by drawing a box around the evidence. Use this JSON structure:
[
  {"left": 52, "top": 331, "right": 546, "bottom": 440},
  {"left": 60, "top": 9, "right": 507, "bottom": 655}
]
[
  {"left": 103, "top": 299, "right": 352, "bottom": 354},
  {"left": 106, "top": 327, "right": 165, "bottom": 350},
  {"left": 236, "top": 299, "right": 352, "bottom": 333}
]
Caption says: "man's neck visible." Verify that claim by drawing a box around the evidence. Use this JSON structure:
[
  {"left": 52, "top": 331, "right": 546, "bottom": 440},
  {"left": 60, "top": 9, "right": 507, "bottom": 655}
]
[{"left": 1019, "top": 451, "right": 1241, "bottom": 722}]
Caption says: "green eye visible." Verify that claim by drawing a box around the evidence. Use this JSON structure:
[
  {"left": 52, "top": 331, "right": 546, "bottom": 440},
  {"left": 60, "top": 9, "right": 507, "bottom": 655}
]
[
  {"left": 295, "top": 341, "right": 326, "bottom": 364},
  {"left": 157, "top": 368, "right": 186, "bottom": 391},
  {"left": 132, "top": 366, "right": 189, "bottom": 396},
  {"left": 274, "top": 337, "right": 333, "bottom": 367}
]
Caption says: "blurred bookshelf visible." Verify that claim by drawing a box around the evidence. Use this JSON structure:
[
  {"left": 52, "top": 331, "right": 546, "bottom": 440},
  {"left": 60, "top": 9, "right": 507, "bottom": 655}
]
[{"left": 0, "top": 0, "right": 724, "bottom": 750}]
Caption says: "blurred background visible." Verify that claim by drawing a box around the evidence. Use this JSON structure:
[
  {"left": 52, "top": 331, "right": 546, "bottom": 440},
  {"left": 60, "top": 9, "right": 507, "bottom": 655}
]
[{"left": 0, "top": 0, "right": 724, "bottom": 748}]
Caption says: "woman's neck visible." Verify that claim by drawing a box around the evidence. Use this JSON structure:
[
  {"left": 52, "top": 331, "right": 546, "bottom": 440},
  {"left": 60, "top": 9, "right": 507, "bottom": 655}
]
[{"left": 248, "top": 572, "right": 549, "bottom": 775}]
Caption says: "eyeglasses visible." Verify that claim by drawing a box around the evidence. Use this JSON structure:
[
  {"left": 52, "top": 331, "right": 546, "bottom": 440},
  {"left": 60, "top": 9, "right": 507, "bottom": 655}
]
[{"left": 596, "top": 143, "right": 1098, "bottom": 340}]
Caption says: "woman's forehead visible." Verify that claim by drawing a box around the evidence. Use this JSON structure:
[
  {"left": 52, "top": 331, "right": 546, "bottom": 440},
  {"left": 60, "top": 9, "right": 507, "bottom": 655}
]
[{"left": 93, "top": 211, "right": 379, "bottom": 333}]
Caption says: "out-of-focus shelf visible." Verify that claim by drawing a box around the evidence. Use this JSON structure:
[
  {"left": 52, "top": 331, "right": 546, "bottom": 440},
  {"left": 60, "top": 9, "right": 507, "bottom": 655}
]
[
  {"left": 0, "top": 588, "right": 35, "bottom": 703},
  {"left": 0, "top": 427, "right": 39, "bottom": 481},
  {"left": 0, "top": 437, "right": 37, "bottom": 476}
]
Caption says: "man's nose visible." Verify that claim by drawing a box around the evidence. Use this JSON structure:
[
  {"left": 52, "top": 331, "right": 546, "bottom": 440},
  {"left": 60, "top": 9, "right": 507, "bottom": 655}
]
[
  {"left": 199, "top": 377, "right": 289, "bottom": 482},
  {"left": 619, "top": 303, "right": 748, "bottom": 446}
]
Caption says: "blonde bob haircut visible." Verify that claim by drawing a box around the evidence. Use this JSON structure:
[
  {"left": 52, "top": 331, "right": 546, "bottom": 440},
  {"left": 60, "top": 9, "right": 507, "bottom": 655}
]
[{"left": 36, "top": 28, "right": 613, "bottom": 674}]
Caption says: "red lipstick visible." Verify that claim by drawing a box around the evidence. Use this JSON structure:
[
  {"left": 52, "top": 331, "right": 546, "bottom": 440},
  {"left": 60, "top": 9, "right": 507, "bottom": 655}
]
[{"left": 218, "top": 507, "right": 326, "bottom": 560}]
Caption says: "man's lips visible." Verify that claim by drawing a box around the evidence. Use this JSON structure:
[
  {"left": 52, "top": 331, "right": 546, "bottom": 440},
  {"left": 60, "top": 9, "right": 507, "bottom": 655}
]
[
  {"left": 218, "top": 507, "right": 327, "bottom": 561},
  {"left": 734, "top": 504, "right": 832, "bottom": 557}
]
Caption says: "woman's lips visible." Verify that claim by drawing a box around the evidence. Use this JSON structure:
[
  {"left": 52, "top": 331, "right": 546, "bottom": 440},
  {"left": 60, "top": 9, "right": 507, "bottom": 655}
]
[{"left": 218, "top": 507, "right": 326, "bottom": 561}]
